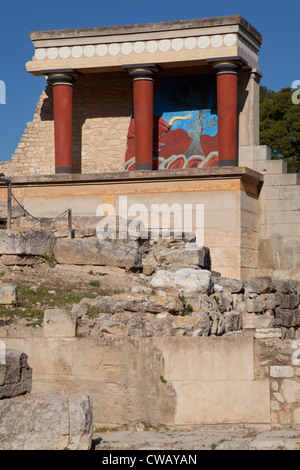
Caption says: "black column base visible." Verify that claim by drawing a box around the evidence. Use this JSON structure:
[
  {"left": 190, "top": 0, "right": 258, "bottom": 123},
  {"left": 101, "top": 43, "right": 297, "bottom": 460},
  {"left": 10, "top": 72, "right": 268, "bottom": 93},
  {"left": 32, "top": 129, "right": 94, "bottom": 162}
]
[
  {"left": 135, "top": 163, "right": 153, "bottom": 170},
  {"left": 55, "top": 167, "right": 73, "bottom": 174},
  {"left": 218, "top": 159, "right": 238, "bottom": 167}
]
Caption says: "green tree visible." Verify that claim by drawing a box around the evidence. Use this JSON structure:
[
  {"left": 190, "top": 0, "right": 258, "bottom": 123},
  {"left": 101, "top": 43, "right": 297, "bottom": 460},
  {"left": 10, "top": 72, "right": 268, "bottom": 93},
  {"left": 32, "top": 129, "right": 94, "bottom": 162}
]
[{"left": 259, "top": 85, "right": 300, "bottom": 173}]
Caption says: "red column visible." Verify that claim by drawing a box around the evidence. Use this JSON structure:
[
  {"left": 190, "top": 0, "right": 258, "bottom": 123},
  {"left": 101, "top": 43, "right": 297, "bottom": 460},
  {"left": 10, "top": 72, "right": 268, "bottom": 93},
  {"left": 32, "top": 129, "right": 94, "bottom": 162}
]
[
  {"left": 128, "top": 67, "right": 157, "bottom": 170},
  {"left": 213, "top": 62, "right": 241, "bottom": 166},
  {"left": 47, "top": 72, "right": 77, "bottom": 174}
]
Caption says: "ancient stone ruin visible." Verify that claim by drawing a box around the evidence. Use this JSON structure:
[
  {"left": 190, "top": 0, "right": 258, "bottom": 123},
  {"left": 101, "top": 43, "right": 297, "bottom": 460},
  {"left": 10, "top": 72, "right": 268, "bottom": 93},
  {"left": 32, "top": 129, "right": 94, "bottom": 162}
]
[
  {"left": 0, "top": 14, "right": 300, "bottom": 445},
  {"left": 0, "top": 228, "right": 299, "bottom": 432},
  {"left": 0, "top": 348, "right": 93, "bottom": 450}
]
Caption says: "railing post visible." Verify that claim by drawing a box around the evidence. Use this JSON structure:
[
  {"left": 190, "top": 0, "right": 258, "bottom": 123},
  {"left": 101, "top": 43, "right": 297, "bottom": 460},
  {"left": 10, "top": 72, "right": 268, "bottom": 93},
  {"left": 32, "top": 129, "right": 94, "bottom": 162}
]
[
  {"left": 7, "top": 181, "right": 11, "bottom": 229},
  {"left": 68, "top": 209, "right": 73, "bottom": 238}
]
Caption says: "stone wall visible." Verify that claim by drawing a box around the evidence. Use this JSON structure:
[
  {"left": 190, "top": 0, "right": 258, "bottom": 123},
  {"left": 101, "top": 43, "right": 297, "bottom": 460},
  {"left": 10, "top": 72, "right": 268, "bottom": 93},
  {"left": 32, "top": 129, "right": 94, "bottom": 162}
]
[
  {"left": 0, "top": 73, "right": 132, "bottom": 177},
  {"left": 255, "top": 339, "right": 300, "bottom": 428},
  {"left": 0, "top": 90, "right": 55, "bottom": 177},
  {"left": 0, "top": 231, "right": 299, "bottom": 429},
  {"left": 2, "top": 312, "right": 300, "bottom": 429},
  {"left": 0, "top": 349, "right": 32, "bottom": 399},
  {"left": 239, "top": 145, "right": 300, "bottom": 281},
  {"left": 0, "top": 348, "right": 94, "bottom": 450}
]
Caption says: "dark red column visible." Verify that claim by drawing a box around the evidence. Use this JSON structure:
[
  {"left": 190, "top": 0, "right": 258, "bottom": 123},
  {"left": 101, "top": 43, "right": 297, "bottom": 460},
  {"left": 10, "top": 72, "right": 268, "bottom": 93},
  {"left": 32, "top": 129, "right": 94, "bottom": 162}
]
[
  {"left": 127, "top": 66, "right": 158, "bottom": 170},
  {"left": 213, "top": 61, "right": 242, "bottom": 167},
  {"left": 47, "top": 72, "right": 77, "bottom": 174}
]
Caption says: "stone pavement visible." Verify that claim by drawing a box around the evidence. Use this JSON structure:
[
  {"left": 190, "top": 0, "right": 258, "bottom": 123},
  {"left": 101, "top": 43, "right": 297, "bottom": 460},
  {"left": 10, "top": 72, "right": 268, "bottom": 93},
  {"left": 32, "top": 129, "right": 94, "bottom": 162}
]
[{"left": 93, "top": 426, "right": 300, "bottom": 451}]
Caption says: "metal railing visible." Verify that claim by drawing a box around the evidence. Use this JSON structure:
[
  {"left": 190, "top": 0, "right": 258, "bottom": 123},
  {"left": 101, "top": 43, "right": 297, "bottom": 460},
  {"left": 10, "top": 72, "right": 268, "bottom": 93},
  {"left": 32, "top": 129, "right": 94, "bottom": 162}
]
[{"left": 0, "top": 177, "right": 73, "bottom": 237}]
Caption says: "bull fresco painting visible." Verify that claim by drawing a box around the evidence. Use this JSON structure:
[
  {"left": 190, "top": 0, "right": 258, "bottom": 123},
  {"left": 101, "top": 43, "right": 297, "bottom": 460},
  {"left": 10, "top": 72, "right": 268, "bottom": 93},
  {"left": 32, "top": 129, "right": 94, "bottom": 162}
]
[{"left": 124, "top": 74, "right": 219, "bottom": 170}]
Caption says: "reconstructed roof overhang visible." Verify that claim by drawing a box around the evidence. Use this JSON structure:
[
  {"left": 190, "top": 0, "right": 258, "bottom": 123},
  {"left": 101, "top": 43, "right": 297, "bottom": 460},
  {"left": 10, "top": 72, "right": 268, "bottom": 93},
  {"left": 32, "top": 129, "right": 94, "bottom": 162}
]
[{"left": 26, "top": 15, "right": 262, "bottom": 76}]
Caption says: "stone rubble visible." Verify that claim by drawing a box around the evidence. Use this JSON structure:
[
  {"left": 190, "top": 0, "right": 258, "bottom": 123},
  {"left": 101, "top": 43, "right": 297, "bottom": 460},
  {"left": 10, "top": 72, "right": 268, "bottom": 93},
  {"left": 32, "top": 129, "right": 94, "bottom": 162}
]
[
  {"left": 0, "top": 348, "right": 94, "bottom": 450},
  {"left": 72, "top": 271, "right": 300, "bottom": 341}
]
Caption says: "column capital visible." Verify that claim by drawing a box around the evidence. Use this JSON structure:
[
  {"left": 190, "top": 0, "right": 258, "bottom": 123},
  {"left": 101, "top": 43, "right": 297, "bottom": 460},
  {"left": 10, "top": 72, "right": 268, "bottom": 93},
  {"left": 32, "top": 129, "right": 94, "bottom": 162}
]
[
  {"left": 211, "top": 61, "right": 243, "bottom": 76},
  {"left": 207, "top": 57, "right": 245, "bottom": 76},
  {"left": 123, "top": 63, "right": 161, "bottom": 82},
  {"left": 42, "top": 69, "right": 79, "bottom": 86}
]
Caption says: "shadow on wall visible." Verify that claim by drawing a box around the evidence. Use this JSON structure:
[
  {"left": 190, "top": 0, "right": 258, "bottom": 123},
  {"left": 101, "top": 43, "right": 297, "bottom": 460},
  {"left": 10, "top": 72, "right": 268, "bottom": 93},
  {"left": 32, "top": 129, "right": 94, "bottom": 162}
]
[{"left": 40, "top": 73, "right": 133, "bottom": 173}]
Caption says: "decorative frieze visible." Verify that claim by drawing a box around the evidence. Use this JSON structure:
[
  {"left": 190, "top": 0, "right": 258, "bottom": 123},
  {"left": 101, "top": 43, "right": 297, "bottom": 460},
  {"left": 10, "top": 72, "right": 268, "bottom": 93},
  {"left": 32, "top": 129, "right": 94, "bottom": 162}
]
[{"left": 33, "top": 33, "right": 245, "bottom": 61}]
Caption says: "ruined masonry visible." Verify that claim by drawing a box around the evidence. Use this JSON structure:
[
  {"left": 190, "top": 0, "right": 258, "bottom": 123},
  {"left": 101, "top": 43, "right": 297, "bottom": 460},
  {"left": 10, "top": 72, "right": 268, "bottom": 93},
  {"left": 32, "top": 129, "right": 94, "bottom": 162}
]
[
  {"left": 0, "top": 229, "right": 299, "bottom": 430},
  {"left": 0, "top": 15, "right": 299, "bottom": 434},
  {"left": 0, "top": 349, "right": 94, "bottom": 450}
]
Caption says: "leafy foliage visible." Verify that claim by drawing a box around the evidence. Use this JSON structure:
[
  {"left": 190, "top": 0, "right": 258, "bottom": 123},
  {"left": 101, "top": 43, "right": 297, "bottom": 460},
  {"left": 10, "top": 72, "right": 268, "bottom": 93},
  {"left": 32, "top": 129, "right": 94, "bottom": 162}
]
[{"left": 259, "top": 85, "right": 300, "bottom": 173}]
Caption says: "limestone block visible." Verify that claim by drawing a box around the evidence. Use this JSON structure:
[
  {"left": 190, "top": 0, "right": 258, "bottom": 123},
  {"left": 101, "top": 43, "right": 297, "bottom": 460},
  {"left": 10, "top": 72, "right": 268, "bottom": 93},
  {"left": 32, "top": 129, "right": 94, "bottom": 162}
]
[
  {"left": 154, "top": 336, "right": 255, "bottom": 382},
  {"left": 242, "top": 313, "right": 274, "bottom": 330},
  {"left": 0, "top": 349, "right": 32, "bottom": 399},
  {"left": 244, "top": 280, "right": 261, "bottom": 295},
  {"left": 0, "top": 284, "right": 17, "bottom": 305},
  {"left": 150, "top": 268, "right": 213, "bottom": 295},
  {"left": 293, "top": 407, "right": 300, "bottom": 425},
  {"left": 262, "top": 293, "right": 276, "bottom": 310},
  {"left": 0, "top": 393, "right": 93, "bottom": 450},
  {"left": 250, "top": 276, "right": 273, "bottom": 294},
  {"left": 273, "top": 392, "right": 285, "bottom": 403},
  {"left": 153, "top": 245, "right": 211, "bottom": 270},
  {"left": 293, "top": 308, "right": 300, "bottom": 327},
  {"left": 224, "top": 311, "right": 241, "bottom": 332},
  {"left": 232, "top": 293, "right": 246, "bottom": 312},
  {"left": 92, "top": 292, "right": 182, "bottom": 315},
  {"left": 259, "top": 185, "right": 281, "bottom": 200},
  {"left": 246, "top": 297, "right": 265, "bottom": 313},
  {"left": 172, "top": 311, "right": 211, "bottom": 336},
  {"left": 279, "top": 185, "right": 300, "bottom": 200},
  {"left": 277, "top": 294, "right": 299, "bottom": 310},
  {"left": 270, "top": 366, "right": 294, "bottom": 378},
  {"left": 281, "top": 380, "right": 300, "bottom": 403},
  {"left": 255, "top": 159, "right": 287, "bottom": 174},
  {"left": 254, "top": 328, "right": 282, "bottom": 338},
  {"left": 0, "top": 230, "right": 56, "bottom": 256},
  {"left": 142, "top": 252, "right": 158, "bottom": 276},
  {"left": 215, "top": 277, "right": 243, "bottom": 293},
  {"left": 43, "top": 309, "right": 76, "bottom": 338},
  {"left": 170, "top": 380, "right": 270, "bottom": 425},
  {"left": 275, "top": 308, "right": 296, "bottom": 328},
  {"left": 217, "top": 292, "right": 233, "bottom": 313},
  {"left": 273, "top": 279, "right": 299, "bottom": 294},
  {"left": 253, "top": 145, "right": 272, "bottom": 161},
  {"left": 1, "top": 254, "right": 45, "bottom": 266},
  {"left": 53, "top": 238, "right": 142, "bottom": 270},
  {"left": 274, "top": 173, "right": 300, "bottom": 186}
]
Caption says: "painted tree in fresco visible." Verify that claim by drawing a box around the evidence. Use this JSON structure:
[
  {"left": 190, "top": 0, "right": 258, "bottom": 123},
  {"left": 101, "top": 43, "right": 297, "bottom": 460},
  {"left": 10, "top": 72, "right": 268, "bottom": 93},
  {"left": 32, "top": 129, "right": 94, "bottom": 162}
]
[{"left": 168, "top": 75, "right": 217, "bottom": 158}]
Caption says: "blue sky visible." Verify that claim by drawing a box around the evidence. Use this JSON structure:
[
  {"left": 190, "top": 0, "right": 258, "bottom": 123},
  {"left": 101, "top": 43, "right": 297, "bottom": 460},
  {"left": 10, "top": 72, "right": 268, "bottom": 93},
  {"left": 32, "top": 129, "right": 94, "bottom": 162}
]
[{"left": 0, "top": 0, "right": 299, "bottom": 162}]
